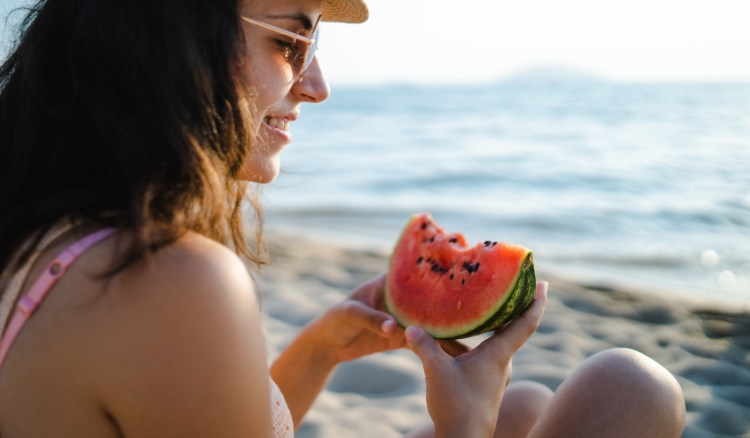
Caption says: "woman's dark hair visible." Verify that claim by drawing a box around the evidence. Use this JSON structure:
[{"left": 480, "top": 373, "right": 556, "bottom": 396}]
[{"left": 0, "top": 0, "right": 265, "bottom": 284}]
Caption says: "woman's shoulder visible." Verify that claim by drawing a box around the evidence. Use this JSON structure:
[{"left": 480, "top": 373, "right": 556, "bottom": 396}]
[
  {"left": 67, "top": 229, "right": 261, "bottom": 329},
  {"left": 96, "top": 229, "right": 262, "bottom": 350},
  {"left": 108, "top": 230, "right": 256, "bottom": 304},
  {"left": 86, "top": 230, "right": 274, "bottom": 436}
]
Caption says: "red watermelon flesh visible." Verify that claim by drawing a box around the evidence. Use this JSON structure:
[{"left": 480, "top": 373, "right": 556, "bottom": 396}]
[{"left": 384, "top": 212, "right": 536, "bottom": 339}]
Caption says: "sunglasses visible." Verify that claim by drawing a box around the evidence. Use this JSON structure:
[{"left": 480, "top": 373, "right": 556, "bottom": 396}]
[{"left": 241, "top": 15, "right": 321, "bottom": 81}]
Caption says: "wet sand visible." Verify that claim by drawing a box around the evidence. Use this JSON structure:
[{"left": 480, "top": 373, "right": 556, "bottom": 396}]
[{"left": 255, "top": 231, "right": 750, "bottom": 438}]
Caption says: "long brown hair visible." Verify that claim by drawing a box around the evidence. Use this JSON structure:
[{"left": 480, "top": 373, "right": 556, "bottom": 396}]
[{"left": 0, "top": 0, "right": 265, "bottom": 282}]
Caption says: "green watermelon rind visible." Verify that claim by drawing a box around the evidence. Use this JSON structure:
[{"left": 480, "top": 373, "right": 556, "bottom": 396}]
[
  {"left": 456, "top": 253, "right": 536, "bottom": 339},
  {"left": 385, "top": 226, "right": 537, "bottom": 339}
]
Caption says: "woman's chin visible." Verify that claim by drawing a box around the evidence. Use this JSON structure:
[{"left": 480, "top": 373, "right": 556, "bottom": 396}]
[{"left": 238, "top": 157, "right": 280, "bottom": 183}]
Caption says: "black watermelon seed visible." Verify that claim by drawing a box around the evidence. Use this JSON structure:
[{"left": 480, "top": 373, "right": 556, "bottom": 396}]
[
  {"left": 462, "top": 279, "right": 465, "bottom": 285},
  {"left": 484, "top": 241, "right": 491, "bottom": 246},
  {"left": 417, "top": 257, "right": 423, "bottom": 264},
  {"left": 430, "top": 236, "right": 435, "bottom": 243},
  {"left": 492, "top": 242, "right": 497, "bottom": 246},
  {"left": 449, "top": 238, "right": 457, "bottom": 243},
  {"left": 474, "top": 263, "right": 480, "bottom": 271},
  {"left": 421, "top": 222, "right": 427, "bottom": 230},
  {"left": 450, "top": 273, "right": 454, "bottom": 280}
]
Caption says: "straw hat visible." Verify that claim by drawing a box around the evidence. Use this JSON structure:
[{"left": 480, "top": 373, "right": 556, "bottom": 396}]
[{"left": 322, "top": 0, "right": 369, "bottom": 23}]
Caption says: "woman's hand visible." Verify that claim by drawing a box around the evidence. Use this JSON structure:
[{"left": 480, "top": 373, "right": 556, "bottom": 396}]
[
  {"left": 304, "top": 273, "right": 408, "bottom": 364},
  {"left": 406, "top": 281, "right": 548, "bottom": 438},
  {"left": 271, "top": 274, "right": 407, "bottom": 426}
]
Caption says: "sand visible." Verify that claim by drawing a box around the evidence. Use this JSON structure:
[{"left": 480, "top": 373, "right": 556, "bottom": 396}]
[{"left": 255, "top": 230, "right": 750, "bottom": 438}]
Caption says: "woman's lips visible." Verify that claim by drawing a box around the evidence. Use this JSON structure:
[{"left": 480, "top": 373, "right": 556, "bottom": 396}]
[{"left": 263, "top": 116, "right": 292, "bottom": 143}]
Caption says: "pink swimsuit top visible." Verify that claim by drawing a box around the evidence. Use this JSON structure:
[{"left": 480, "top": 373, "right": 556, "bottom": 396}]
[{"left": 0, "top": 227, "right": 294, "bottom": 437}]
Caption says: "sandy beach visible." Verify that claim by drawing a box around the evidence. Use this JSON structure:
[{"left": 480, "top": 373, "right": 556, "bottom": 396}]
[{"left": 255, "top": 230, "right": 750, "bottom": 438}]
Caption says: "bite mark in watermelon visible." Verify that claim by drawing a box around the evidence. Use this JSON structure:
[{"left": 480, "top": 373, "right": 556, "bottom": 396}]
[{"left": 384, "top": 213, "right": 536, "bottom": 339}]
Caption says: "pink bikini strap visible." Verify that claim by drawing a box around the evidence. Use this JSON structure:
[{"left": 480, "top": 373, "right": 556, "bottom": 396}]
[{"left": 0, "top": 228, "right": 117, "bottom": 369}]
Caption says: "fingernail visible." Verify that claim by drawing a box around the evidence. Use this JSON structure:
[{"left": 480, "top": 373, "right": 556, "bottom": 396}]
[
  {"left": 381, "top": 319, "right": 395, "bottom": 333},
  {"left": 405, "top": 326, "right": 421, "bottom": 343},
  {"left": 539, "top": 281, "right": 549, "bottom": 297}
]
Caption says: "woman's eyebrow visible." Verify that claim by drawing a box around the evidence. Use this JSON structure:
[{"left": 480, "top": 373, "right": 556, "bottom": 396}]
[{"left": 264, "top": 13, "right": 314, "bottom": 30}]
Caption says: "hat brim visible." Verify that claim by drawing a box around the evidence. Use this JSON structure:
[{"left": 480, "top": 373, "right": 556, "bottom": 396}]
[{"left": 322, "top": 0, "right": 369, "bottom": 23}]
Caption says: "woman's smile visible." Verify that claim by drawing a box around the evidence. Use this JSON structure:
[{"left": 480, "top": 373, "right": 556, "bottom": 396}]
[{"left": 262, "top": 114, "right": 295, "bottom": 143}]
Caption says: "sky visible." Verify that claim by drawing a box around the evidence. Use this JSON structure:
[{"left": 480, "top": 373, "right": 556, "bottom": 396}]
[{"left": 2, "top": 0, "right": 749, "bottom": 85}]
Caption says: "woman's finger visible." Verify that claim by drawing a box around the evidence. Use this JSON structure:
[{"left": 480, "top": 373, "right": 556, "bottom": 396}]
[
  {"left": 348, "top": 273, "right": 387, "bottom": 308},
  {"left": 338, "top": 300, "right": 397, "bottom": 336},
  {"left": 405, "top": 326, "right": 450, "bottom": 369},
  {"left": 437, "top": 339, "right": 471, "bottom": 357}
]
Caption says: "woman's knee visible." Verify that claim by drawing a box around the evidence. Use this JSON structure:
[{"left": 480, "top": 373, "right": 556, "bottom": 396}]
[
  {"left": 586, "top": 348, "right": 683, "bottom": 400},
  {"left": 571, "top": 348, "right": 685, "bottom": 431},
  {"left": 502, "top": 381, "right": 554, "bottom": 419},
  {"left": 493, "top": 381, "right": 554, "bottom": 438}
]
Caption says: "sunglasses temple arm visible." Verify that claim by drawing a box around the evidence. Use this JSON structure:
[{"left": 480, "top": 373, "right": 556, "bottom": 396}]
[{"left": 240, "top": 16, "right": 315, "bottom": 44}]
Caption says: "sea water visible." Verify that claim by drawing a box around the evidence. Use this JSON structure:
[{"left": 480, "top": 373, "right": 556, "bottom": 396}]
[{"left": 266, "top": 80, "right": 750, "bottom": 304}]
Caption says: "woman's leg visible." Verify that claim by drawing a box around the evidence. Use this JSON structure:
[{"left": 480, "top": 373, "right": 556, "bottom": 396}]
[
  {"left": 527, "top": 348, "right": 686, "bottom": 438},
  {"left": 492, "top": 381, "right": 554, "bottom": 438},
  {"left": 406, "top": 348, "right": 684, "bottom": 438},
  {"left": 405, "top": 381, "right": 554, "bottom": 438}
]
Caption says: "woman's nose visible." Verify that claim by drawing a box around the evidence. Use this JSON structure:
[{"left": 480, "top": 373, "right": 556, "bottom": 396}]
[{"left": 292, "top": 56, "right": 330, "bottom": 103}]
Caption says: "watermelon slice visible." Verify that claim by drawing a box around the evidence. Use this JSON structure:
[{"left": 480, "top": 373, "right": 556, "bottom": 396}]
[{"left": 384, "top": 213, "right": 536, "bottom": 339}]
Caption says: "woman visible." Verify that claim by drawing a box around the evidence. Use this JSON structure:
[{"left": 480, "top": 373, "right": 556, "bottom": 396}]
[{"left": 0, "top": 0, "right": 685, "bottom": 437}]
